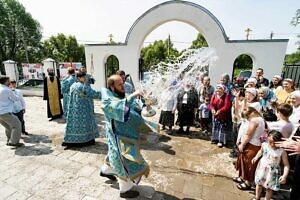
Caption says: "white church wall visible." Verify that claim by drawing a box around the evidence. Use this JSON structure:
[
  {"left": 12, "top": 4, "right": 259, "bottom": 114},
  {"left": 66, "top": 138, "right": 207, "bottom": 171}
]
[{"left": 85, "top": 1, "right": 288, "bottom": 90}]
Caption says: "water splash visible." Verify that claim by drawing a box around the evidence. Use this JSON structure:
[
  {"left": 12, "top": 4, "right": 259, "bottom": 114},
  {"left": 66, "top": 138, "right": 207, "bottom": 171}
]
[{"left": 140, "top": 47, "right": 218, "bottom": 105}]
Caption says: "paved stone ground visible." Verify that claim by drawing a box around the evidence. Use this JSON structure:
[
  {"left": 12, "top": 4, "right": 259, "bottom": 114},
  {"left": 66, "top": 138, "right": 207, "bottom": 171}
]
[{"left": 0, "top": 97, "right": 292, "bottom": 200}]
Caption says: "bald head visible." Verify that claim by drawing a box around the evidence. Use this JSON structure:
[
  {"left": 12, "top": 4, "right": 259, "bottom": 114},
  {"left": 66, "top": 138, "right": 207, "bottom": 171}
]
[{"left": 107, "top": 75, "right": 125, "bottom": 98}]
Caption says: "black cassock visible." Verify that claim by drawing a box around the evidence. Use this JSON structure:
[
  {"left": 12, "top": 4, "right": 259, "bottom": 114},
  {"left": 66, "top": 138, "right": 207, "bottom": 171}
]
[{"left": 176, "top": 88, "right": 199, "bottom": 127}]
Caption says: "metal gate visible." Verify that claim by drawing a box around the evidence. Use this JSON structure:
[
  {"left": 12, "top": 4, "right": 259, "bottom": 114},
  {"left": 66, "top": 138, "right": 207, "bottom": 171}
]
[{"left": 282, "top": 64, "right": 300, "bottom": 89}]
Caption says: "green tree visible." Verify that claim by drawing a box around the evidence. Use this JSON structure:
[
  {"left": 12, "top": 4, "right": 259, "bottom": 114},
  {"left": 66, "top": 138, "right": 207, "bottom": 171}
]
[
  {"left": 285, "top": 9, "right": 300, "bottom": 64},
  {"left": 42, "top": 33, "right": 85, "bottom": 65},
  {"left": 233, "top": 54, "right": 253, "bottom": 77},
  {"left": 141, "top": 37, "right": 179, "bottom": 71},
  {"left": 189, "top": 33, "right": 208, "bottom": 49},
  {"left": 105, "top": 55, "right": 119, "bottom": 78},
  {"left": 291, "top": 8, "right": 300, "bottom": 26},
  {"left": 0, "top": 0, "right": 42, "bottom": 73}
]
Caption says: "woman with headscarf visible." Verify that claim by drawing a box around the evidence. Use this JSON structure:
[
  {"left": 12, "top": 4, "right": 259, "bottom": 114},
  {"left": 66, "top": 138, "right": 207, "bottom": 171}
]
[
  {"left": 289, "top": 90, "right": 300, "bottom": 133},
  {"left": 176, "top": 81, "right": 199, "bottom": 134},
  {"left": 276, "top": 91, "right": 300, "bottom": 200},
  {"left": 275, "top": 78, "right": 295, "bottom": 104},
  {"left": 269, "top": 75, "right": 283, "bottom": 93},
  {"left": 220, "top": 73, "right": 234, "bottom": 101},
  {"left": 236, "top": 88, "right": 262, "bottom": 153},
  {"left": 158, "top": 81, "right": 178, "bottom": 134},
  {"left": 258, "top": 86, "right": 277, "bottom": 121},
  {"left": 244, "top": 77, "right": 257, "bottom": 89},
  {"left": 210, "top": 84, "right": 232, "bottom": 147}
]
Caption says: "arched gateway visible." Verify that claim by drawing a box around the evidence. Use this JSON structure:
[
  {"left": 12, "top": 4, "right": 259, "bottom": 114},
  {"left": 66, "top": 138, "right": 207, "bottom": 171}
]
[{"left": 85, "top": 0, "right": 288, "bottom": 89}]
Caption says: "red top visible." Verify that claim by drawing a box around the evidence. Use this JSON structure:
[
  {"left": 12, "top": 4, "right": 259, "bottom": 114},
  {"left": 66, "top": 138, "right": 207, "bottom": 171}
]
[{"left": 209, "top": 93, "right": 232, "bottom": 121}]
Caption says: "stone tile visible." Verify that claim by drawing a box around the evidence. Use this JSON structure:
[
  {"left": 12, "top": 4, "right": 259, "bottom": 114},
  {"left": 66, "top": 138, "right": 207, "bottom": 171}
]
[
  {"left": 81, "top": 196, "right": 99, "bottom": 200},
  {"left": 0, "top": 183, "right": 17, "bottom": 199},
  {"left": 0, "top": 156, "right": 19, "bottom": 166},
  {"left": 213, "top": 177, "right": 236, "bottom": 193},
  {"left": 97, "top": 186, "right": 120, "bottom": 200},
  {"left": 0, "top": 163, "right": 10, "bottom": 172},
  {"left": 16, "top": 166, "right": 53, "bottom": 191},
  {"left": 5, "top": 170, "right": 32, "bottom": 185},
  {"left": 57, "top": 149, "right": 77, "bottom": 159},
  {"left": 5, "top": 190, "right": 32, "bottom": 200},
  {"left": 26, "top": 195, "right": 44, "bottom": 200},
  {"left": 223, "top": 191, "right": 252, "bottom": 200},
  {"left": 0, "top": 168, "right": 21, "bottom": 182},
  {"left": 202, "top": 185, "right": 228, "bottom": 200},
  {"left": 59, "top": 160, "right": 83, "bottom": 174},
  {"left": 164, "top": 174, "right": 185, "bottom": 194},
  {"left": 68, "top": 152, "right": 89, "bottom": 163},
  {"left": 30, "top": 168, "right": 65, "bottom": 193},
  {"left": 52, "top": 155, "right": 74, "bottom": 167},
  {"left": 77, "top": 165, "right": 98, "bottom": 178},
  {"left": 182, "top": 179, "right": 203, "bottom": 199},
  {"left": 62, "top": 191, "right": 85, "bottom": 200},
  {"left": 196, "top": 175, "right": 215, "bottom": 187}
]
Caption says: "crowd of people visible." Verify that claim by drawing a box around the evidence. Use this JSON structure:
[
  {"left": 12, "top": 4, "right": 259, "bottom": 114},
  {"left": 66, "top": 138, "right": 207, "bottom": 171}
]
[
  {"left": 1, "top": 66, "right": 300, "bottom": 199},
  {"left": 157, "top": 67, "right": 300, "bottom": 200}
]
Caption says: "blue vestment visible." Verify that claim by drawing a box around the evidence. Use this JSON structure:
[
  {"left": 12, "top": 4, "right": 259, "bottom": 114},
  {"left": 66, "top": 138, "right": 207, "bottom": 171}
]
[
  {"left": 61, "top": 75, "right": 76, "bottom": 117},
  {"left": 63, "top": 82, "right": 101, "bottom": 143},
  {"left": 101, "top": 88, "right": 158, "bottom": 181}
]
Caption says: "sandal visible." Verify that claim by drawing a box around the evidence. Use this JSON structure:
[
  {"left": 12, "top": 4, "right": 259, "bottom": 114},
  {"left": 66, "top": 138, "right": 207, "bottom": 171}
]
[
  {"left": 237, "top": 182, "right": 251, "bottom": 191},
  {"left": 233, "top": 177, "right": 244, "bottom": 183}
]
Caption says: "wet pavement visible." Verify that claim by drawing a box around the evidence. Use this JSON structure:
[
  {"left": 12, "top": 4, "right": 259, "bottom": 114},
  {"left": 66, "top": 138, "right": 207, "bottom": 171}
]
[{"left": 0, "top": 97, "right": 291, "bottom": 199}]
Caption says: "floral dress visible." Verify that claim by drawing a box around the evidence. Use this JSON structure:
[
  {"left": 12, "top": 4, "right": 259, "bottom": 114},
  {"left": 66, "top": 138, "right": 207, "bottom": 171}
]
[{"left": 255, "top": 143, "right": 283, "bottom": 191}]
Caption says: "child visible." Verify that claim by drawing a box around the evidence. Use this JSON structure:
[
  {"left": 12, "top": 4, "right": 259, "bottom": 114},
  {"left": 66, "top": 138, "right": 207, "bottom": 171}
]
[
  {"left": 230, "top": 88, "right": 245, "bottom": 158},
  {"left": 267, "top": 103, "right": 294, "bottom": 138},
  {"left": 252, "top": 130, "right": 290, "bottom": 200},
  {"left": 198, "top": 96, "right": 211, "bottom": 133}
]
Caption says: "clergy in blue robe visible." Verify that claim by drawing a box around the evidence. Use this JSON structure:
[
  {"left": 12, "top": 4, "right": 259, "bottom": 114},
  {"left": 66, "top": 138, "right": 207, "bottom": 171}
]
[
  {"left": 100, "top": 75, "right": 157, "bottom": 198},
  {"left": 61, "top": 67, "right": 76, "bottom": 118},
  {"left": 62, "top": 71, "right": 101, "bottom": 147}
]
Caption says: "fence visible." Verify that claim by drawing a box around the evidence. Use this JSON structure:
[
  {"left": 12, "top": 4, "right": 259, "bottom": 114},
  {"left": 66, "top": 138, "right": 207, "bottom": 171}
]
[{"left": 282, "top": 64, "right": 300, "bottom": 89}]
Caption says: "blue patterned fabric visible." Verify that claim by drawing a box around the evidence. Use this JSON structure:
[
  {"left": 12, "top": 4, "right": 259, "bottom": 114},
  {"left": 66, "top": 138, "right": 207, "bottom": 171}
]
[
  {"left": 61, "top": 75, "right": 76, "bottom": 117},
  {"left": 85, "top": 73, "right": 95, "bottom": 112},
  {"left": 63, "top": 82, "right": 102, "bottom": 143},
  {"left": 101, "top": 88, "right": 157, "bottom": 180}
]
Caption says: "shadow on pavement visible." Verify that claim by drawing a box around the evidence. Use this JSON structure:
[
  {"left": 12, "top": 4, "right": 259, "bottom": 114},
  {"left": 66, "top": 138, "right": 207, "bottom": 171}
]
[
  {"left": 50, "top": 117, "right": 66, "bottom": 124},
  {"left": 22, "top": 134, "right": 52, "bottom": 144},
  {"left": 106, "top": 183, "right": 181, "bottom": 200},
  {"left": 15, "top": 144, "right": 53, "bottom": 156},
  {"left": 64, "top": 141, "right": 108, "bottom": 155},
  {"left": 141, "top": 134, "right": 176, "bottom": 156},
  {"left": 170, "top": 129, "right": 211, "bottom": 141},
  {"left": 15, "top": 134, "right": 53, "bottom": 156}
]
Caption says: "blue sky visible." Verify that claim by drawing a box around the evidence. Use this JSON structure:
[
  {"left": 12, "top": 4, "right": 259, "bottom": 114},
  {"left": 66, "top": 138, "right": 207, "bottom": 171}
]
[{"left": 18, "top": 0, "right": 300, "bottom": 53}]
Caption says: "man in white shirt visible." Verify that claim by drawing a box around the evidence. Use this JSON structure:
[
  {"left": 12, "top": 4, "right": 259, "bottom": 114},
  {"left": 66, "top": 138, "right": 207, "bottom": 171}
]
[
  {"left": 10, "top": 80, "right": 28, "bottom": 135},
  {"left": 0, "top": 76, "right": 24, "bottom": 147}
]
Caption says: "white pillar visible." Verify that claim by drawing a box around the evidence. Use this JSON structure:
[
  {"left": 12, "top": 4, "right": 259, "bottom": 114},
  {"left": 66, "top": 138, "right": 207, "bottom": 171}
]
[
  {"left": 3, "top": 60, "right": 18, "bottom": 82},
  {"left": 42, "top": 58, "right": 56, "bottom": 77}
]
